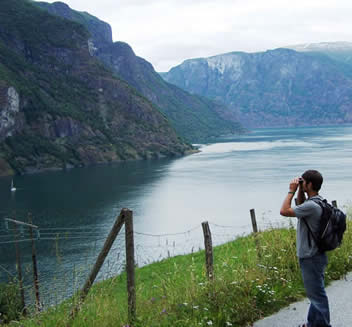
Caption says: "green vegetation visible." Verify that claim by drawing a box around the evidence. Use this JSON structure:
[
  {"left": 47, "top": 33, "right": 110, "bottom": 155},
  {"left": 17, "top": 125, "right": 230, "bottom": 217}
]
[
  {"left": 0, "top": 280, "right": 22, "bottom": 323},
  {"left": 154, "top": 85, "right": 245, "bottom": 142},
  {"left": 7, "top": 217, "right": 352, "bottom": 327},
  {"left": 33, "top": 0, "right": 112, "bottom": 46},
  {"left": 0, "top": 0, "right": 89, "bottom": 50}
]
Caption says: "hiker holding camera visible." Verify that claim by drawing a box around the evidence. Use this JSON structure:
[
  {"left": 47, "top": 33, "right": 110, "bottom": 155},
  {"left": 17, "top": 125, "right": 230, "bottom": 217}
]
[{"left": 280, "top": 170, "right": 331, "bottom": 327}]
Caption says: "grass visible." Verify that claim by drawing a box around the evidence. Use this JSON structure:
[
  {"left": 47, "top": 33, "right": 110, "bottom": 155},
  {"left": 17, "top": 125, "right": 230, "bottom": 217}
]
[{"left": 7, "top": 216, "right": 352, "bottom": 327}]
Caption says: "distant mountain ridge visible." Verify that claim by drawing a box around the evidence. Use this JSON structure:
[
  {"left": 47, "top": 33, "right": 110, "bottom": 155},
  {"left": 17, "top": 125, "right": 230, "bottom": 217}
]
[
  {"left": 285, "top": 41, "right": 352, "bottom": 66},
  {"left": 161, "top": 46, "right": 352, "bottom": 128},
  {"left": 286, "top": 41, "right": 352, "bottom": 51},
  {"left": 35, "top": 1, "right": 244, "bottom": 142}
]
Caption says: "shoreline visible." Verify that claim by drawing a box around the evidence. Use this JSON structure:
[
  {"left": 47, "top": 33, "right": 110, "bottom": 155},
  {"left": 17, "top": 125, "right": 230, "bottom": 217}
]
[{"left": 0, "top": 148, "right": 201, "bottom": 178}]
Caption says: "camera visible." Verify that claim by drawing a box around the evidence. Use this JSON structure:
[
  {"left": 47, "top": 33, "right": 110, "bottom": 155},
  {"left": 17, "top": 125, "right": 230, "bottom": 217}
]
[{"left": 299, "top": 177, "right": 303, "bottom": 184}]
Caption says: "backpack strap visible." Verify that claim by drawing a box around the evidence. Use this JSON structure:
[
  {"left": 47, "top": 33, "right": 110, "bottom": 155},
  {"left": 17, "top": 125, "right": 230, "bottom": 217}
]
[
  {"left": 301, "top": 197, "right": 325, "bottom": 249},
  {"left": 308, "top": 197, "right": 327, "bottom": 207},
  {"left": 302, "top": 217, "right": 318, "bottom": 247}
]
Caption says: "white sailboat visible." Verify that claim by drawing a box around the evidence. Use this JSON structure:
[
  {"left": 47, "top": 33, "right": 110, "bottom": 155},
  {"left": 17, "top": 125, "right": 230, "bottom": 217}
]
[{"left": 11, "top": 179, "right": 16, "bottom": 192}]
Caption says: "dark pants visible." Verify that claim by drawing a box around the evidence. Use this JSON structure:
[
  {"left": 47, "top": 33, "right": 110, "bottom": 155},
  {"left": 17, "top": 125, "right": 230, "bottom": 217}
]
[{"left": 299, "top": 252, "right": 331, "bottom": 327}]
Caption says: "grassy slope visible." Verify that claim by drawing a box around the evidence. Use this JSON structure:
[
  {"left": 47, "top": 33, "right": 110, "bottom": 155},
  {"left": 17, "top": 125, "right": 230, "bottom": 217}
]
[{"left": 9, "top": 216, "right": 352, "bottom": 327}]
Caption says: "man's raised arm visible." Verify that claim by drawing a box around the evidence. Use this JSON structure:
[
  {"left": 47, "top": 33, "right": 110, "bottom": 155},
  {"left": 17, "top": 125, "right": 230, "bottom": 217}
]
[{"left": 280, "top": 178, "right": 299, "bottom": 217}]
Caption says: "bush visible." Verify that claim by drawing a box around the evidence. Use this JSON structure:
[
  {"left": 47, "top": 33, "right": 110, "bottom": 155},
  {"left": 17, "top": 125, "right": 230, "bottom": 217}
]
[{"left": 0, "top": 280, "right": 22, "bottom": 323}]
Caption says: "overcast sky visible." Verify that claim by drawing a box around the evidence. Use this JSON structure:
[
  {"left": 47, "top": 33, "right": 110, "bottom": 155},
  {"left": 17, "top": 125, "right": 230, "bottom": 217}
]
[{"left": 35, "top": 0, "right": 352, "bottom": 72}]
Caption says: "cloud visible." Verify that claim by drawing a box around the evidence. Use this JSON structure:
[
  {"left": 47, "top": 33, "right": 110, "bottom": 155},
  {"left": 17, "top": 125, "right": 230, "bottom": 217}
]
[{"left": 35, "top": 0, "right": 352, "bottom": 71}]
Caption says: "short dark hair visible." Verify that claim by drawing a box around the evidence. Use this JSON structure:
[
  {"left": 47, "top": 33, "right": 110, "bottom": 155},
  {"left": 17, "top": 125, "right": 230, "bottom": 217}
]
[{"left": 302, "top": 170, "right": 323, "bottom": 192}]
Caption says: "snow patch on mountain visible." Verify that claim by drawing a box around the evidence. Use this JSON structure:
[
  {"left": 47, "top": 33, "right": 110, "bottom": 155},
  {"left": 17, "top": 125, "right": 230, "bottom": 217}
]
[
  {"left": 206, "top": 54, "right": 243, "bottom": 78},
  {"left": 286, "top": 41, "right": 352, "bottom": 52},
  {"left": 280, "top": 63, "right": 296, "bottom": 77}
]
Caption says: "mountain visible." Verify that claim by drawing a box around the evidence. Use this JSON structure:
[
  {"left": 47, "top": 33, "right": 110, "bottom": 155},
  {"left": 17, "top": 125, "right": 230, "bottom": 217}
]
[
  {"left": 161, "top": 48, "right": 352, "bottom": 128},
  {"left": 0, "top": 0, "right": 192, "bottom": 176},
  {"left": 286, "top": 42, "right": 352, "bottom": 66},
  {"left": 35, "top": 0, "right": 112, "bottom": 49},
  {"left": 35, "top": 1, "right": 243, "bottom": 142}
]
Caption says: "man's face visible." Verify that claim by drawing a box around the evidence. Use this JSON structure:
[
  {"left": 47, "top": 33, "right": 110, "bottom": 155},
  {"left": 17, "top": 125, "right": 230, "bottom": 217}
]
[{"left": 301, "top": 178, "right": 309, "bottom": 193}]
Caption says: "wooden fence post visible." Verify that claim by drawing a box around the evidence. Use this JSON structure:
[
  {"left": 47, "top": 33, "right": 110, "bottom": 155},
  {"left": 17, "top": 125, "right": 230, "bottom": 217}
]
[
  {"left": 332, "top": 200, "right": 337, "bottom": 208},
  {"left": 125, "top": 209, "right": 136, "bottom": 324},
  {"left": 13, "top": 223, "right": 26, "bottom": 315},
  {"left": 202, "top": 221, "right": 214, "bottom": 280},
  {"left": 250, "top": 209, "right": 258, "bottom": 233},
  {"left": 28, "top": 213, "right": 40, "bottom": 312},
  {"left": 6, "top": 217, "right": 40, "bottom": 316},
  {"left": 70, "top": 209, "right": 126, "bottom": 320},
  {"left": 250, "top": 209, "right": 261, "bottom": 259}
]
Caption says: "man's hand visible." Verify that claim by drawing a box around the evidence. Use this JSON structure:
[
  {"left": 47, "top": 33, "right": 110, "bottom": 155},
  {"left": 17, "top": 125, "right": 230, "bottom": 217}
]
[{"left": 289, "top": 177, "right": 300, "bottom": 193}]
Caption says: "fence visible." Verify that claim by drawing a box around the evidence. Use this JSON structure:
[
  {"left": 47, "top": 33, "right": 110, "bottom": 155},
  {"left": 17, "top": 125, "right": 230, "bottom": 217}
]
[{"left": 0, "top": 200, "right": 340, "bottom": 325}]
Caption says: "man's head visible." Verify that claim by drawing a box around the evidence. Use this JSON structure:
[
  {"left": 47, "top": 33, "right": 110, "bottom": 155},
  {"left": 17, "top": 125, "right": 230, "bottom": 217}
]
[{"left": 301, "top": 170, "right": 323, "bottom": 192}]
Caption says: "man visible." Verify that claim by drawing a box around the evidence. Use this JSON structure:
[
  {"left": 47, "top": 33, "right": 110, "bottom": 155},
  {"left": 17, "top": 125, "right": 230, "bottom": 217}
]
[{"left": 280, "top": 170, "right": 331, "bottom": 327}]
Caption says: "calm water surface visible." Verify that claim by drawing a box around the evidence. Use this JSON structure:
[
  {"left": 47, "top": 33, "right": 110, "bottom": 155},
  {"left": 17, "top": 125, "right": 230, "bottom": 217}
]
[{"left": 1, "top": 125, "right": 351, "bottom": 305}]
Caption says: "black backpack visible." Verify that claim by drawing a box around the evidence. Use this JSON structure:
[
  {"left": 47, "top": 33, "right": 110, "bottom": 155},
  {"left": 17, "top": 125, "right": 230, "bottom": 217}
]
[{"left": 302, "top": 198, "right": 347, "bottom": 252}]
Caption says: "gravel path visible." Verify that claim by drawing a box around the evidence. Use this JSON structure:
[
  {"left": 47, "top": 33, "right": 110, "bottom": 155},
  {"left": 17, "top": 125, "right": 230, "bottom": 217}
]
[{"left": 253, "top": 272, "right": 352, "bottom": 327}]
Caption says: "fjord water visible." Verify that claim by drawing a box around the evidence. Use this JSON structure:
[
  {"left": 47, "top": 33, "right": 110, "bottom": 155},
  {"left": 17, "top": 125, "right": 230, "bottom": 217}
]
[{"left": 1, "top": 125, "right": 352, "bottom": 304}]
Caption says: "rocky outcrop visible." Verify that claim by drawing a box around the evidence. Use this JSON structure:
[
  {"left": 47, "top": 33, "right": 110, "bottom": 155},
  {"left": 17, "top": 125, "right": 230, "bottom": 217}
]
[
  {"left": 161, "top": 49, "right": 352, "bottom": 128},
  {"left": 0, "top": 87, "right": 19, "bottom": 136},
  {"left": 0, "top": 85, "right": 24, "bottom": 139}
]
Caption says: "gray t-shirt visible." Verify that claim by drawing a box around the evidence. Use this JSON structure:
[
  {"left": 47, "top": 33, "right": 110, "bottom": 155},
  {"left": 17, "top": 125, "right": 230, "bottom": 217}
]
[{"left": 293, "top": 195, "right": 323, "bottom": 258}]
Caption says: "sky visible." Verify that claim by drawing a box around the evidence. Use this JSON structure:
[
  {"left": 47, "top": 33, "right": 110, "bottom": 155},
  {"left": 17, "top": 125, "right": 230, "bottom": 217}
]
[{"left": 35, "top": 0, "right": 352, "bottom": 72}]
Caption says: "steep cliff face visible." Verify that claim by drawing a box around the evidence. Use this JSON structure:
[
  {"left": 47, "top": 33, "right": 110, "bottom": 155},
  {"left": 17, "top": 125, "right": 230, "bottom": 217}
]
[
  {"left": 0, "top": 85, "right": 22, "bottom": 139},
  {"left": 161, "top": 49, "right": 352, "bottom": 128},
  {"left": 0, "top": 0, "right": 191, "bottom": 175},
  {"left": 36, "top": 1, "right": 244, "bottom": 142}
]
